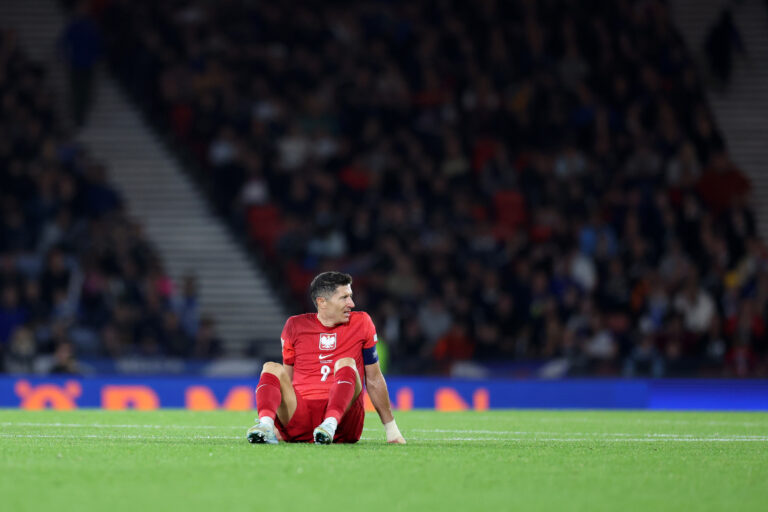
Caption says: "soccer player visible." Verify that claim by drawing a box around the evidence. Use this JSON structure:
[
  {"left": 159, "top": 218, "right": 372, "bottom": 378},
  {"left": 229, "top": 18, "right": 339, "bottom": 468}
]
[{"left": 246, "top": 271, "right": 406, "bottom": 445}]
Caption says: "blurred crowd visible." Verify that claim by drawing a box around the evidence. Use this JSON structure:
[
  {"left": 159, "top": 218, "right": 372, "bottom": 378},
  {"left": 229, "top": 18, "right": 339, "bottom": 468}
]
[
  {"left": 90, "top": 0, "right": 768, "bottom": 377},
  {"left": 0, "top": 28, "right": 221, "bottom": 374},
  {"left": 9, "top": 0, "right": 767, "bottom": 377}
]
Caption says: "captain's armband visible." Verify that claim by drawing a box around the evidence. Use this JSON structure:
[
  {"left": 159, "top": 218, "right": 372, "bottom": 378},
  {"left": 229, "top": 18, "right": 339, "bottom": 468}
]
[{"left": 363, "top": 346, "right": 379, "bottom": 365}]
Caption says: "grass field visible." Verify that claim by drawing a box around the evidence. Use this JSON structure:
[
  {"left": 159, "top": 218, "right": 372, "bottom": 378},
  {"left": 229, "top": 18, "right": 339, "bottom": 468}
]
[{"left": 1, "top": 409, "right": 767, "bottom": 512}]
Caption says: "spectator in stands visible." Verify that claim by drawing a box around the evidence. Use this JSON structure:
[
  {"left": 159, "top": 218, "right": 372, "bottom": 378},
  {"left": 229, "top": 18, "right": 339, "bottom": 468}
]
[
  {"left": 704, "top": 7, "right": 745, "bottom": 87},
  {"left": 3, "top": 326, "right": 36, "bottom": 374},
  {"left": 159, "top": 310, "right": 191, "bottom": 357},
  {"left": 49, "top": 341, "right": 79, "bottom": 375},
  {"left": 0, "top": 286, "right": 28, "bottom": 347},
  {"left": 192, "top": 315, "right": 223, "bottom": 359},
  {"left": 624, "top": 332, "right": 664, "bottom": 378},
  {"left": 173, "top": 273, "right": 201, "bottom": 339},
  {"left": 59, "top": 1, "right": 102, "bottom": 127},
  {"left": 417, "top": 298, "right": 452, "bottom": 345},
  {"left": 433, "top": 323, "right": 475, "bottom": 375},
  {"left": 724, "top": 339, "right": 758, "bottom": 377},
  {"left": 674, "top": 275, "right": 716, "bottom": 336}
]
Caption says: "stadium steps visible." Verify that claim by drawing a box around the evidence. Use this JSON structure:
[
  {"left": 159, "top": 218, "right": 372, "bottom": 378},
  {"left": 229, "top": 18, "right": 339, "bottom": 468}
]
[
  {"left": 672, "top": 0, "right": 768, "bottom": 239},
  {"left": 1, "top": 0, "right": 287, "bottom": 353},
  {"left": 80, "top": 80, "right": 286, "bottom": 351}
]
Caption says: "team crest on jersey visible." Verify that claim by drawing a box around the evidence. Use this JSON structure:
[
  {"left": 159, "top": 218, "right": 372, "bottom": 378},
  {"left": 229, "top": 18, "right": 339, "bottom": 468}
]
[{"left": 319, "top": 333, "right": 337, "bottom": 351}]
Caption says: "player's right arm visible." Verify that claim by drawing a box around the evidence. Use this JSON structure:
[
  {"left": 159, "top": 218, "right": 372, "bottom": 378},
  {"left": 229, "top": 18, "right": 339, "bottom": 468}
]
[{"left": 284, "top": 364, "right": 293, "bottom": 382}]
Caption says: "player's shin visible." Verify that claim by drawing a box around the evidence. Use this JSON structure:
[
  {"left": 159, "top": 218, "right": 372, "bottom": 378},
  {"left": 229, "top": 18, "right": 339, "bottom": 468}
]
[
  {"left": 247, "top": 372, "right": 283, "bottom": 444},
  {"left": 314, "top": 366, "right": 357, "bottom": 444},
  {"left": 325, "top": 366, "right": 357, "bottom": 423},
  {"left": 255, "top": 372, "right": 282, "bottom": 421}
]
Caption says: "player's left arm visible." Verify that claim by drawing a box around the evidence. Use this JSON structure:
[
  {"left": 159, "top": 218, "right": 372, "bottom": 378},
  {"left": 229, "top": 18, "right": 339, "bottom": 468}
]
[{"left": 364, "top": 360, "right": 406, "bottom": 444}]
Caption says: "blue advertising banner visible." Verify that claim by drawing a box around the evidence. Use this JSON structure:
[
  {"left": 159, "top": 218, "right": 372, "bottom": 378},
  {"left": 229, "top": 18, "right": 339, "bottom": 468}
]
[{"left": 1, "top": 376, "right": 767, "bottom": 411}]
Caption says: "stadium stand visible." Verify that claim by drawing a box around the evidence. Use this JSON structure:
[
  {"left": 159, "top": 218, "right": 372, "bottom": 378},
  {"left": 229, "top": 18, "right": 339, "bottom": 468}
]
[
  {"left": 3, "top": 0, "right": 766, "bottom": 378},
  {"left": 0, "top": 27, "right": 221, "bottom": 374},
  {"left": 85, "top": 0, "right": 767, "bottom": 377}
]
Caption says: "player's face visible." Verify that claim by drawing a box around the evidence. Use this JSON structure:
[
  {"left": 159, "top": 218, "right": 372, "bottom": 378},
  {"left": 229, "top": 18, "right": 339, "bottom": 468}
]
[{"left": 324, "top": 284, "right": 355, "bottom": 324}]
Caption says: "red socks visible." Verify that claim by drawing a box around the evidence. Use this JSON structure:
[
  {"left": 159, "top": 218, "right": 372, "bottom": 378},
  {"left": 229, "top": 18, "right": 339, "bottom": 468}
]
[
  {"left": 257, "top": 367, "right": 357, "bottom": 424},
  {"left": 325, "top": 366, "right": 357, "bottom": 422},
  {"left": 255, "top": 372, "right": 282, "bottom": 420}
]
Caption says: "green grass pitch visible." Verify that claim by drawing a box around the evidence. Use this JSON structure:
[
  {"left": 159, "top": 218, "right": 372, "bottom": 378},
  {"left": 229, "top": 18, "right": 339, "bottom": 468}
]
[{"left": 1, "top": 409, "right": 767, "bottom": 512}]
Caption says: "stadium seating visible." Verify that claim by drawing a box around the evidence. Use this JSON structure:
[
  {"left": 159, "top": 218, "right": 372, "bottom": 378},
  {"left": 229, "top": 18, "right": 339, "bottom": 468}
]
[
  {"left": 16, "top": 1, "right": 768, "bottom": 377},
  {"left": 0, "top": 27, "right": 219, "bottom": 374}
]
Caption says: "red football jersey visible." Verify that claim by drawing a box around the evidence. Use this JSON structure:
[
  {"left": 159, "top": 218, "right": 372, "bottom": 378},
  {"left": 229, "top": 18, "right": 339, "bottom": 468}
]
[{"left": 281, "top": 311, "right": 378, "bottom": 400}]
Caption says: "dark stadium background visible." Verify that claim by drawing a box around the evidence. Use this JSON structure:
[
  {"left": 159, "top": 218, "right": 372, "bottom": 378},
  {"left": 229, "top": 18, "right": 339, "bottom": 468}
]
[{"left": 1, "top": 0, "right": 767, "bottom": 410}]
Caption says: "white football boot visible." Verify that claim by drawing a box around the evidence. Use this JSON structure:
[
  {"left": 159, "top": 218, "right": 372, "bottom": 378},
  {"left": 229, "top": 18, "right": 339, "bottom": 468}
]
[
  {"left": 246, "top": 420, "right": 279, "bottom": 444},
  {"left": 313, "top": 418, "right": 337, "bottom": 445}
]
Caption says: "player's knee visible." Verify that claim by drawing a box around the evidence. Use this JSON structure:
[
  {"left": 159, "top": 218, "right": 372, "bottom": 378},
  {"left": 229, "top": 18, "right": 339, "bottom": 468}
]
[
  {"left": 261, "top": 361, "right": 284, "bottom": 377},
  {"left": 334, "top": 357, "right": 356, "bottom": 373}
]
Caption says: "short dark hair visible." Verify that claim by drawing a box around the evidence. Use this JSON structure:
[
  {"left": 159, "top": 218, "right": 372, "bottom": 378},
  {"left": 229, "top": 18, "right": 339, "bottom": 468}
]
[{"left": 309, "top": 271, "right": 352, "bottom": 308}]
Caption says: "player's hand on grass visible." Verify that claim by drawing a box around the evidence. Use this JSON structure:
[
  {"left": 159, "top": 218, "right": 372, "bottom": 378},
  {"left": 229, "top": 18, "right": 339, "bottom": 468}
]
[{"left": 384, "top": 419, "right": 405, "bottom": 444}]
